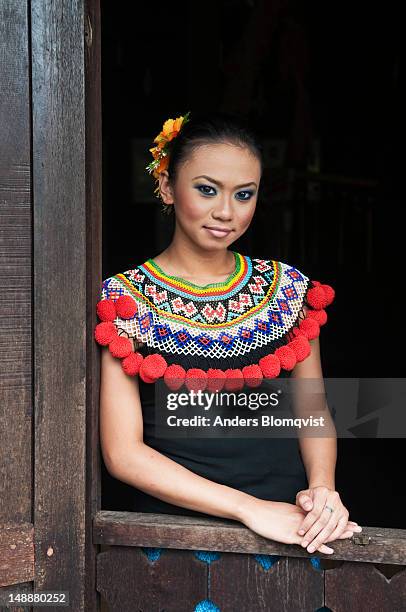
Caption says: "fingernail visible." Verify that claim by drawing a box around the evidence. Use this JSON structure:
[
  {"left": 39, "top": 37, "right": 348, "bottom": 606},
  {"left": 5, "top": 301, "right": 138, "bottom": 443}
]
[
  {"left": 298, "top": 529, "right": 305, "bottom": 535},
  {"left": 355, "top": 526, "right": 362, "bottom": 531},
  {"left": 305, "top": 503, "right": 312, "bottom": 509},
  {"left": 302, "top": 540, "right": 309, "bottom": 547},
  {"left": 308, "top": 545, "right": 315, "bottom": 552}
]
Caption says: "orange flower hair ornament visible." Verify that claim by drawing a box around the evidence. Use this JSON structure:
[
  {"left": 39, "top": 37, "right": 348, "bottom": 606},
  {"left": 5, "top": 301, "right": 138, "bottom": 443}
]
[{"left": 145, "top": 111, "right": 191, "bottom": 199}]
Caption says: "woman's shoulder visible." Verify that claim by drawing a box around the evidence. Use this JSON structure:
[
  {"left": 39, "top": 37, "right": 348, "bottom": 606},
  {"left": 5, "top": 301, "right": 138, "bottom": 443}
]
[
  {"left": 99, "top": 260, "right": 147, "bottom": 299},
  {"left": 248, "top": 254, "right": 323, "bottom": 307},
  {"left": 250, "top": 253, "right": 309, "bottom": 276},
  {"left": 95, "top": 262, "right": 150, "bottom": 353},
  {"left": 250, "top": 254, "right": 310, "bottom": 285},
  {"left": 250, "top": 253, "right": 334, "bottom": 297}
]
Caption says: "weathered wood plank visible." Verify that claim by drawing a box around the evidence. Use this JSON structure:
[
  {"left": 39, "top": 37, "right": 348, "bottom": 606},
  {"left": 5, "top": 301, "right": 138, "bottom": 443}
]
[
  {"left": 97, "top": 547, "right": 207, "bottom": 612},
  {"left": 96, "top": 547, "right": 324, "bottom": 612},
  {"left": 210, "top": 555, "right": 323, "bottom": 612},
  {"left": 0, "top": 1, "right": 33, "bottom": 602},
  {"left": 31, "top": 1, "right": 88, "bottom": 609},
  {"left": 84, "top": 1, "right": 103, "bottom": 611},
  {"left": 325, "top": 561, "right": 406, "bottom": 612},
  {"left": 0, "top": 0, "right": 32, "bottom": 528},
  {"left": 93, "top": 511, "right": 406, "bottom": 565},
  {"left": 0, "top": 523, "right": 34, "bottom": 587}
]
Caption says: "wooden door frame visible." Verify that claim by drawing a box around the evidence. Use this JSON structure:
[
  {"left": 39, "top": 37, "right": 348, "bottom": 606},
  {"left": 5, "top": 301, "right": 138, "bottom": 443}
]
[{"left": 31, "top": 0, "right": 101, "bottom": 609}]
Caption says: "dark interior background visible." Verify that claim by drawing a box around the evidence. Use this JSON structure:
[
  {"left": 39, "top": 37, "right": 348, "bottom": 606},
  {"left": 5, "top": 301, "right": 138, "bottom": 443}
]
[{"left": 100, "top": 0, "right": 404, "bottom": 528}]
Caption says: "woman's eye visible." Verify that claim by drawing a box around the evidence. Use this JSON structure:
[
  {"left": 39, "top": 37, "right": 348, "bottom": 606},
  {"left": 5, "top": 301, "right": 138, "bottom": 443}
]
[
  {"left": 236, "top": 190, "right": 254, "bottom": 201},
  {"left": 196, "top": 185, "right": 216, "bottom": 196}
]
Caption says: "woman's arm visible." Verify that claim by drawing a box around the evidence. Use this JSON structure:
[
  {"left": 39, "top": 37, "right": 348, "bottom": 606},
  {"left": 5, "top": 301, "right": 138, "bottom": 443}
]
[
  {"left": 291, "top": 334, "right": 337, "bottom": 489},
  {"left": 289, "top": 315, "right": 363, "bottom": 552},
  {"left": 100, "top": 346, "right": 253, "bottom": 521}
]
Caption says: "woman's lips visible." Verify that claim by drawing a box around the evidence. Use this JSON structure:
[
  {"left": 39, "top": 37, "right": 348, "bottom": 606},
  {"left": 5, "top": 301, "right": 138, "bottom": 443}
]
[{"left": 203, "top": 226, "right": 232, "bottom": 238}]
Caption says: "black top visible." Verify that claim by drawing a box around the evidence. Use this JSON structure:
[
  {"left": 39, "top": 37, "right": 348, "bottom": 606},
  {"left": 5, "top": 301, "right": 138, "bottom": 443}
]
[
  {"left": 128, "top": 370, "right": 308, "bottom": 518},
  {"left": 97, "top": 251, "right": 335, "bottom": 518}
]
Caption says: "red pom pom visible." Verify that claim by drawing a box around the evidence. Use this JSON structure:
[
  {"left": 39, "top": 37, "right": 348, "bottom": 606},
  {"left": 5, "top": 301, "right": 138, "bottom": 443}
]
[
  {"left": 291, "top": 326, "right": 303, "bottom": 337},
  {"left": 115, "top": 295, "right": 138, "bottom": 319},
  {"left": 224, "top": 368, "right": 244, "bottom": 391},
  {"left": 275, "top": 345, "right": 297, "bottom": 370},
  {"left": 259, "top": 353, "right": 281, "bottom": 378},
  {"left": 306, "top": 284, "right": 328, "bottom": 309},
  {"left": 306, "top": 308, "right": 328, "bottom": 326},
  {"left": 320, "top": 283, "right": 335, "bottom": 305},
  {"left": 289, "top": 335, "right": 311, "bottom": 362},
  {"left": 122, "top": 351, "right": 143, "bottom": 376},
  {"left": 139, "top": 353, "right": 167, "bottom": 382},
  {"left": 185, "top": 368, "right": 207, "bottom": 392},
  {"left": 299, "top": 317, "right": 320, "bottom": 340},
  {"left": 109, "top": 336, "right": 133, "bottom": 358},
  {"left": 94, "top": 321, "right": 118, "bottom": 345},
  {"left": 96, "top": 298, "right": 116, "bottom": 322},
  {"left": 139, "top": 372, "right": 156, "bottom": 384},
  {"left": 206, "top": 369, "right": 226, "bottom": 392},
  {"left": 242, "top": 364, "right": 263, "bottom": 387},
  {"left": 164, "top": 364, "right": 186, "bottom": 391}
]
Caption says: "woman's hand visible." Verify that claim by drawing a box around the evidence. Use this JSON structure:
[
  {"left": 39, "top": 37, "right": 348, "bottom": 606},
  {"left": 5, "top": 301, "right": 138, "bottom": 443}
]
[
  {"left": 295, "top": 486, "right": 362, "bottom": 553},
  {"left": 238, "top": 497, "right": 336, "bottom": 555}
]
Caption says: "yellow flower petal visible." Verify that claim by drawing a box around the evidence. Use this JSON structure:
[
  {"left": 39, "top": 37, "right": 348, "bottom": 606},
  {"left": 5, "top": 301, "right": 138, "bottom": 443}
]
[
  {"left": 173, "top": 116, "right": 184, "bottom": 131},
  {"left": 162, "top": 118, "right": 175, "bottom": 136}
]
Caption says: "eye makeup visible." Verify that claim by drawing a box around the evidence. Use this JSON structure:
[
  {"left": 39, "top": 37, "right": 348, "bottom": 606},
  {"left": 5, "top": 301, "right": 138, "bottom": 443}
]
[{"left": 194, "top": 184, "right": 256, "bottom": 201}]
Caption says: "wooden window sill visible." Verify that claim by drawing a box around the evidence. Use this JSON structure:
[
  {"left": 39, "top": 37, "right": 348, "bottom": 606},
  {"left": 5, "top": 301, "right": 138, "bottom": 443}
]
[{"left": 93, "top": 511, "right": 406, "bottom": 564}]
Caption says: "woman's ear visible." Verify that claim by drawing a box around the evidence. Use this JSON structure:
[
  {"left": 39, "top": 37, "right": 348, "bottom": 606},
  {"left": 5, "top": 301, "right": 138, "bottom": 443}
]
[{"left": 158, "top": 170, "right": 175, "bottom": 206}]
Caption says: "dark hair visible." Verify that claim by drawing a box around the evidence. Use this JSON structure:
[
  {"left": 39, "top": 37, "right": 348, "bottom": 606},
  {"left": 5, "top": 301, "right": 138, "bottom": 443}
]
[{"left": 160, "top": 110, "right": 264, "bottom": 215}]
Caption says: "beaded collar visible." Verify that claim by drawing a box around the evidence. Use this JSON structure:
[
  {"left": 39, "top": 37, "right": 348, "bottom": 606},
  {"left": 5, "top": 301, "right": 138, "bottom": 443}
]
[
  {"left": 139, "top": 251, "right": 252, "bottom": 298},
  {"left": 94, "top": 252, "right": 335, "bottom": 388}
]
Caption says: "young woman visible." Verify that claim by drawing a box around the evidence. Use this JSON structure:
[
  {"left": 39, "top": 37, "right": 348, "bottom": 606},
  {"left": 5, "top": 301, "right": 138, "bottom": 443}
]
[{"left": 95, "top": 111, "right": 362, "bottom": 561}]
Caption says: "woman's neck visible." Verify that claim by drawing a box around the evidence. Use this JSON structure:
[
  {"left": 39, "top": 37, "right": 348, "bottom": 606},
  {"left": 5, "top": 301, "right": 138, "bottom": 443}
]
[{"left": 151, "top": 244, "right": 237, "bottom": 284}]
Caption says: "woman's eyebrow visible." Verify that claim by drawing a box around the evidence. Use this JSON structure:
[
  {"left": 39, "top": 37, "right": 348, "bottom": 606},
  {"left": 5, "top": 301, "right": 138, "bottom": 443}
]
[{"left": 192, "top": 175, "right": 257, "bottom": 188}]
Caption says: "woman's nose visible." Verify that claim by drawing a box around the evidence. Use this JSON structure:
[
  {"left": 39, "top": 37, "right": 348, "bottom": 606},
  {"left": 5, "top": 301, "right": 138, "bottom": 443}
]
[{"left": 212, "top": 196, "right": 233, "bottom": 220}]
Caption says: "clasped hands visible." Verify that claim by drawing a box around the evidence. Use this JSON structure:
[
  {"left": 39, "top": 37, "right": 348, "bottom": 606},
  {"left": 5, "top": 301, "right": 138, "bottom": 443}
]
[{"left": 295, "top": 485, "right": 362, "bottom": 555}]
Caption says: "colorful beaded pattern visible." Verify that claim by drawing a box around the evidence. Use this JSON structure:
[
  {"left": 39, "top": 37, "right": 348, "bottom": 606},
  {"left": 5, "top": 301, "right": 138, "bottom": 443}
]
[
  {"left": 95, "top": 251, "right": 335, "bottom": 381},
  {"left": 99, "top": 252, "right": 310, "bottom": 360}
]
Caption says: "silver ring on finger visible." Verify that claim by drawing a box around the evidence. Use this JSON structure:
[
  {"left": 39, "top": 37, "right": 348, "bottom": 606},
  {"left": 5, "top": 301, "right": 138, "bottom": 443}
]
[{"left": 324, "top": 505, "right": 334, "bottom": 513}]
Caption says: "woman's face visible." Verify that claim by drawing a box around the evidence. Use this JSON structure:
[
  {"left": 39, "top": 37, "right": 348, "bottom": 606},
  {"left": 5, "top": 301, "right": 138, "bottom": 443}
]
[{"left": 160, "top": 143, "right": 261, "bottom": 250}]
